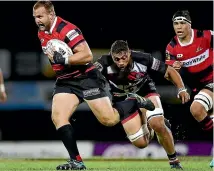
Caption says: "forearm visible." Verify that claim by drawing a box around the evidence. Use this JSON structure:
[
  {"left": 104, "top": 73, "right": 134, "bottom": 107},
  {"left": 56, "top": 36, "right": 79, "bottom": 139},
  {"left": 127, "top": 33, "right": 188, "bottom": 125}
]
[
  {"left": 68, "top": 51, "right": 93, "bottom": 65},
  {"left": 0, "top": 70, "right": 5, "bottom": 92},
  {"left": 164, "top": 66, "right": 185, "bottom": 89}
]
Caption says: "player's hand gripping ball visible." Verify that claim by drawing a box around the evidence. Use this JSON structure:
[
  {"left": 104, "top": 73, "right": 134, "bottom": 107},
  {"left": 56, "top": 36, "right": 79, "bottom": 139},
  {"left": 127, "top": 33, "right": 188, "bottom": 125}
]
[{"left": 46, "top": 39, "right": 73, "bottom": 65}]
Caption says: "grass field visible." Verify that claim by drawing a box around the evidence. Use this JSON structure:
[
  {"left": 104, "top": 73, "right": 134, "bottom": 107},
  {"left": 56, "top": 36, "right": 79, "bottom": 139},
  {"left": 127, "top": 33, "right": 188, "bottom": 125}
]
[{"left": 0, "top": 157, "right": 212, "bottom": 171}]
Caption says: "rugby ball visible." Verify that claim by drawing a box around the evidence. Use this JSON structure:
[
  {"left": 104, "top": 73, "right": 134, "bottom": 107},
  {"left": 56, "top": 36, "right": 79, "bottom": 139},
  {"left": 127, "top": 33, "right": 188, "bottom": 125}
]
[{"left": 46, "top": 39, "right": 73, "bottom": 58}]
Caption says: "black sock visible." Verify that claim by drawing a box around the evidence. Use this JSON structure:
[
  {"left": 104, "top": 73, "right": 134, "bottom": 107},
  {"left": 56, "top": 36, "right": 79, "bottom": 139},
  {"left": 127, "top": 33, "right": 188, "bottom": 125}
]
[
  {"left": 167, "top": 152, "right": 178, "bottom": 162},
  {"left": 57, "top": 124, "right": 82, "bottom": 161},
  {"left": 199, "top": 115, "right": 213, "bottom": 131}
]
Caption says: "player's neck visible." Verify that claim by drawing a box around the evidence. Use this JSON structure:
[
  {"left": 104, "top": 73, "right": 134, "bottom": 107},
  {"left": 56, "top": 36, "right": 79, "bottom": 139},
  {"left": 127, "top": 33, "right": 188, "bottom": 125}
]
[{"left": 178, "top": 29, "right": 192, "bottom": 44}]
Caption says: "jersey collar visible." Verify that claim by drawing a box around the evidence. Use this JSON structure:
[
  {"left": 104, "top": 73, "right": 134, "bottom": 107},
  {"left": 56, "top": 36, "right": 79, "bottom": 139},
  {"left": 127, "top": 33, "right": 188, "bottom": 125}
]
[{"left": 45, "top": 16, "right": 57, "bottom": 34}]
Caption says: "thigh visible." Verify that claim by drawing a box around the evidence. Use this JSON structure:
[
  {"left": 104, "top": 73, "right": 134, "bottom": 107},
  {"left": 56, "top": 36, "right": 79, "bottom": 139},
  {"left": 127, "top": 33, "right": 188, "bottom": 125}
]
[
  {"left": 201, "top": 87, "right": 213, "bottom": 100},
  {"left": 122, "top": 113, "right": 142, "bottom": 135},
  {"left": 140, "top": 95, "right": 164, "bottom": 124},
  {"left": 148, "top": 95, "right": 163, "bottom": 108},
  {"left": 140, "top": 95, "right": 162, "bottom": 114},
  {"left": 52, "top": 86, "right": 80, "bottom": 120},
  {"left": 85, "top": 96, "right": 117, "bottom": 123}
]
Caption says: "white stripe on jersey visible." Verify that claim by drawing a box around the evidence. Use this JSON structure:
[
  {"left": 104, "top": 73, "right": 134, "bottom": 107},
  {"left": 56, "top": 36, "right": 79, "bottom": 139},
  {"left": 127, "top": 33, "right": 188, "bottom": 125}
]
[
  {"left": 66, "top": 29, "right": 79, "bottom": 41},
  {"left": 181, "top": 49, "right": 209, "bottom": 67}
]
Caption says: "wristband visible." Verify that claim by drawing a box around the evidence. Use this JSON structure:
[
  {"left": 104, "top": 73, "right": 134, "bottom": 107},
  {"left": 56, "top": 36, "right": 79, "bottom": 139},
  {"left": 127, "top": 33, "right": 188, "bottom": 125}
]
[
  {"left": 177, "top": 87, "right": 187, "bottom": 98},
  {"left": 0, "top": 84, "right": 5, "bottom": 92}
]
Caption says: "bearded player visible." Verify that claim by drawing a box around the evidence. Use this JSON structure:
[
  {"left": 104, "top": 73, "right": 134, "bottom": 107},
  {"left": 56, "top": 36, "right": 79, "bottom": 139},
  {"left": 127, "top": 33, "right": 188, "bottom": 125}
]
[
  {"left": 94, "top": 40, "right": 190, "bottom": 169},
  {"left": 33, "top": 1, "right": 155, "bottom": 170}
]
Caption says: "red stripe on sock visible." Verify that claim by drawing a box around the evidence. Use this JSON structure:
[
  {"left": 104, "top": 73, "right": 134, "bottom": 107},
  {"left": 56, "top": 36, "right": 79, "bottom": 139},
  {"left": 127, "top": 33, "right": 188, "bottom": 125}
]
[
  {"left": 203, "top": 120, "right": 213, "bottom": 130},
  {"left": 76, "top": 155, "right": 82, "bottom": 161},
  {"left": 205, "top": 120, "right": 213, "bottom": 127}
]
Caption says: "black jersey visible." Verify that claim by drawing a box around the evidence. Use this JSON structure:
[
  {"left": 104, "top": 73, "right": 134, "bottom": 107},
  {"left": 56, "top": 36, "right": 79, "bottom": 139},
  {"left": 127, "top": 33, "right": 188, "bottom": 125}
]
[{"left": 94, "top": 50, "right": 168, "bottom": 97}]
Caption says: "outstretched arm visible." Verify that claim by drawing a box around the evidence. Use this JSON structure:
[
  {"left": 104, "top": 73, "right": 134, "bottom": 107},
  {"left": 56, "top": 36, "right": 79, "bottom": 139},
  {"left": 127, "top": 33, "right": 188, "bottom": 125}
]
[
  {"left": 164, "top": 65, "right": 190, "bottom": 104},
  {"left": 0, "top": 69, "right": 7, "bottom": 102}
]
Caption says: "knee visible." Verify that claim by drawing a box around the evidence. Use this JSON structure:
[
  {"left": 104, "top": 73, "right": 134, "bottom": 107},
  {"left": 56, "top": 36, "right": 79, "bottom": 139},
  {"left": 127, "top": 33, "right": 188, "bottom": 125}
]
[
  {"left": 51, "top": 111, "right": 69, "bottom": 127},
  {"left": 127, "top": 124, "right": 149, "bottom": 148},
  {"left": 190, "top": 102, "right": 204, "bottom": 118},
  {"left": 99, "top": 116, "right": 118, "bottom": 127},
  {"left": 132, "top": 139, "right": 149, "bottom": 149},
  {"left": 149, "top": 118, "right": 166, "bottom": 134}
]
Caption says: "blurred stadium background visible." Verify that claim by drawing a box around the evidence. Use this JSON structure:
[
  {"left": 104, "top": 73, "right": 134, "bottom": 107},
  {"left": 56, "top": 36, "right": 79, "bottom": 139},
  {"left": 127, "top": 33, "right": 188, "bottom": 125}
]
[{"left": 0, "top": 1, "right": 213, "bottom": 163}]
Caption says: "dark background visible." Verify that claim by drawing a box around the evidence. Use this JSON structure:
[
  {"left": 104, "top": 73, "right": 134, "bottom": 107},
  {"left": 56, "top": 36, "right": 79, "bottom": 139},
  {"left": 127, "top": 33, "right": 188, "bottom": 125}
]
[
  {"left": 0, "top": 1, "right": 213, "bottom": 52},
  {"left": 0, "top": 1, "right": 213, "bottom": 142}
]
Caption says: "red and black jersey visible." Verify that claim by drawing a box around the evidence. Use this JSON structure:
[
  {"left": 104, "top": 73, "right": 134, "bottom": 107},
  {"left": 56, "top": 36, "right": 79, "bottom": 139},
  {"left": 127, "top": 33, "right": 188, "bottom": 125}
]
[
  {"left": 165, "top": 29, "right": 213, "bottom": 89},
  {"left": 94, "top": 50, "right": 167, "bottom": 96},
  {"left": 38, "top": 16, "right": 95, "bottom": 79}
]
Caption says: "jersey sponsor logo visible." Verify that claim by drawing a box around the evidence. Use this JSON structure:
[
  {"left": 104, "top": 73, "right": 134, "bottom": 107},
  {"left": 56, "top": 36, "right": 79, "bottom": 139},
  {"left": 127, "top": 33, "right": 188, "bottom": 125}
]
[
  {"left": 177, "top": 54, "right": 183, "bottom": 58},
  {"left": 83, "top": 88, "right": 100, "bottom": 97},
  {"left": 58, "top": 47, "right": 66, "bottom": 56},
  {"left": 196, "top": 47, "right": 203, "bottom": 53},
  {"left": 66, "top": 29, "right": 79, "bottom": 41},
  {"left": 181, "top": 49, "right": 209, "bottom": 67}
]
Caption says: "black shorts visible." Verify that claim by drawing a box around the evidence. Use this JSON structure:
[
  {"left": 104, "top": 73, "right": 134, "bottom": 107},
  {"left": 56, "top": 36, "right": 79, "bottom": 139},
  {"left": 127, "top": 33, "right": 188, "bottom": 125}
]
[
  {"left": 137, "top": 79, "right": 159, "bottom": 97},
  {"left": 53, "top": 69, "right": 108, "bottom": 102},
  {"left": 112, "top": 79, "right": 159, "bottom": 103}
]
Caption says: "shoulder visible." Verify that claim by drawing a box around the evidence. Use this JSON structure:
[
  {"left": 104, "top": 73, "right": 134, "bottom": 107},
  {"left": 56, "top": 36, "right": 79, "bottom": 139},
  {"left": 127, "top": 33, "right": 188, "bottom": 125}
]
[
  {"left": 166, "top": 36, "right": 177, "bottom": 55},
  {"left": 168, "top": 36, "right": 177, "bottom": 48},
  {"left": 57, "top": 18, "right": 80, "bottom": 36},
  {"left": 194, "top": 29, "right": 213, "bottom": 38},
  {"left": 98, "top": 54, "right": 114, "bottom": 66},
  {"left": 131, "top": 50, "right": 152, "bottom": 61}
]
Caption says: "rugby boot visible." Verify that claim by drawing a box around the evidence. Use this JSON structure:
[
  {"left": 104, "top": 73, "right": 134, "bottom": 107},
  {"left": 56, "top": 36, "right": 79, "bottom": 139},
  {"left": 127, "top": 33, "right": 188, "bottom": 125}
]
[
  {"left": 126, "top": 93, "right": 155, "bottom": 111},
  {"left": 169, "top": 159, "right": 183, "bottom": 170},
  {"left": 56, "top": 159, "right": 86, "bottom": 170},
  {"left": 210, "top": 159, "right": 214, "bottom": 168}
]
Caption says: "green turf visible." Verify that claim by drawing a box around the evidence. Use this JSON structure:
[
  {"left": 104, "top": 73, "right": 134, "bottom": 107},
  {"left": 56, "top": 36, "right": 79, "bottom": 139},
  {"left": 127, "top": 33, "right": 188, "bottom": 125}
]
[{"left": 0, "top": 156, "right": 212, "bottom": 171}]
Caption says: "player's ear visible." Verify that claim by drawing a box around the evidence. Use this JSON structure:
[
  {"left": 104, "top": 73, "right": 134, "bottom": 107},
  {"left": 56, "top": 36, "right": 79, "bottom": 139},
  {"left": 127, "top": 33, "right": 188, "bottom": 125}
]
[
  {"left": 187, "top": 23, "right": 192, "bottom": 29},
  {"left": 49, "top": 11, "right": 54, "bottom": 20},
  {"left": 128, "top": 49, "right": 131, "bottom": 57}
]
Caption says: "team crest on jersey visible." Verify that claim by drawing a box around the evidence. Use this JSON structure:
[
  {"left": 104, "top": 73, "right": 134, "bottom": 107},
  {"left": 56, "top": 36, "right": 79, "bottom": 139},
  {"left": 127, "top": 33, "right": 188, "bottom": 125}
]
[
  {"left": 196, "top": 47, "right": 203, "bottom": 53},
  {"left": 166, "top": 51, "right": 170, "bottom": 60},
  {"left": 177, "top": 54, "right": 183, "bottom": 58},
  {"left": 136, "top": 73, "right": 141, "bottom": 79}
]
